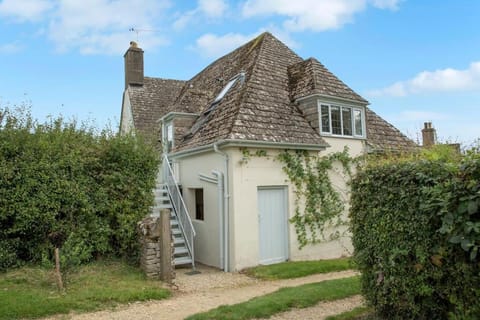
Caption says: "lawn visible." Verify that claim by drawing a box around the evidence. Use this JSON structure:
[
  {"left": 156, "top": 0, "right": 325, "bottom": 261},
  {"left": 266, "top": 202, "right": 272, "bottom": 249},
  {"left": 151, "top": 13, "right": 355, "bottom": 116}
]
[
  {"left": 186, "top": 276, "right": 361, "bottom": 320},
  {"left": 243, "top": 257, "right": 353, "bottom": 280},
  {"left": 0, "top": 259, "right": 170, "bottom": 320}
]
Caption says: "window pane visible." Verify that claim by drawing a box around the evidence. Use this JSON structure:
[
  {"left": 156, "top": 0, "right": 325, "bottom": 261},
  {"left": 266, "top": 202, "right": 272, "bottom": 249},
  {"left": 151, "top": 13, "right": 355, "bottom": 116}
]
[
  {"left": 195, "top": 189, "right": 204, "bottom": 220},
  {"left": 354, "top": 109, "right": 363, "bottom": 136},
  {"left": 342, "top": 107, "right": 352, "bottom": 136},
  {"left": 165, "top": 122, "right": 173, "bottom": 151},
  {"left": 331, "top": 106, "right": 342, "bottom": 135},
  {"left": 321, "top": 105, "right": 330, "bottom": 133}
]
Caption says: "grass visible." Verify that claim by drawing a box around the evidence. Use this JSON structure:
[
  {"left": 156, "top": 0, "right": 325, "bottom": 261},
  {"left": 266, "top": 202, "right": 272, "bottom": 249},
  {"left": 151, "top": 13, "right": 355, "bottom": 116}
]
[
  {"left": 0, "top": 259, "right": 170, "bottom": 320},
  {"left": 325, "top": 306, "right": 373, "bottom": 320},
  {"left": 243, "top": 258, "right": 353, "bottom": 280},
  {"left": 186, "top": 276, "right": 360, "bottom": 320}
]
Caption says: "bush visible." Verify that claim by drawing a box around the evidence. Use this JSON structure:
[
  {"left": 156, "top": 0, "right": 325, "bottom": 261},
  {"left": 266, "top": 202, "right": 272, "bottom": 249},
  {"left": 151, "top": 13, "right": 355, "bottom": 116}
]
[
  {"left": 0, "top": 106, "right": 159, "bottom": 271},
  {"left": 350, "top": 149, "right": 480, "bottom": 319}
]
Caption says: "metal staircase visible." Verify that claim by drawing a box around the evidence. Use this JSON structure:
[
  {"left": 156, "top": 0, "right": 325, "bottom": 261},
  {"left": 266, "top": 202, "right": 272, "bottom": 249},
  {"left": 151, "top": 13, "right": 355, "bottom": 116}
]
[{"left": 152, "top": 155, "right": 196, "bottom": 269}]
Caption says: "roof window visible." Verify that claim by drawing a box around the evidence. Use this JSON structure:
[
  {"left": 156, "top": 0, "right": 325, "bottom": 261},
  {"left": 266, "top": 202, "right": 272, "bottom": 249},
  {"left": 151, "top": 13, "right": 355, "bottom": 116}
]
[{"left": 204, "top": 72, "right": 245, "bottom": 115}]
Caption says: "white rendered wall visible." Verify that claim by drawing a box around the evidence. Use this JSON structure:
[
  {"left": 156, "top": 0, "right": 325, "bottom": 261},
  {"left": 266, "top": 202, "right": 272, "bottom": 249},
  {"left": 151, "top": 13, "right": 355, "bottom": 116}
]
[{"left": 175, "top": 152, "right": 224, "bottom": 268}]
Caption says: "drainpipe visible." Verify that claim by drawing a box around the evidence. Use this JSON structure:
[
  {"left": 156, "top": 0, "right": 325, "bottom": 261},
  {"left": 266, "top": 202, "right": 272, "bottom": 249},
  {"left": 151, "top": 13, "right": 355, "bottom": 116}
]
[
  {"left": 213, "top": 143, "right": 230, "bottom": 272},
  {"left": 212, "top": 170, "right": 225, "bottom": 271}
]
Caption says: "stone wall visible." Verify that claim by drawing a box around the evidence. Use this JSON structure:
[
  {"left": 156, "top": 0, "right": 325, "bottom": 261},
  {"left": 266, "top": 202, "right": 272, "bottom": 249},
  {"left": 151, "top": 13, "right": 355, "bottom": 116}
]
[{"left": 138, "top": 211, "right": 175, "bottom": 282}]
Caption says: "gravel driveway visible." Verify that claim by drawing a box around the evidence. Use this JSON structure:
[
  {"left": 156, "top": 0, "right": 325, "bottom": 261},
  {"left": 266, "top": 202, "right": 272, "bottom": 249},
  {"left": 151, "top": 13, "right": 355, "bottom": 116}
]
[{"left": 45, "top": 265, "right": 361, "bottom": 320}]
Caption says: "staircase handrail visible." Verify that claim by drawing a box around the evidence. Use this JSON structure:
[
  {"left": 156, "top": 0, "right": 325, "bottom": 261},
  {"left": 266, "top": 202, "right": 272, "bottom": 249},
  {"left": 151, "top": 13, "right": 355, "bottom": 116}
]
[{"left": 162, "top": 155, "right": 195, "bottom": 266}]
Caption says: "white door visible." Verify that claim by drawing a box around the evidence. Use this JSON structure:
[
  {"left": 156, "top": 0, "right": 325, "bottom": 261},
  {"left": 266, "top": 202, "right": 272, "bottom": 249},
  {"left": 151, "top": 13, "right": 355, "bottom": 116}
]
[{"left": 258, "top": 187, "right": 288, "bottom": 265}]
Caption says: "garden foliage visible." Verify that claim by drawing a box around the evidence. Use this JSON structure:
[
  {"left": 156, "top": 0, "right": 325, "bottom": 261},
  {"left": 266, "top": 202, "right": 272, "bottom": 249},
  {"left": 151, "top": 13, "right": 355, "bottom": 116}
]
[
  {"left": 350, "top": 146, "right": 480, "bottom": 319},
  {"left": 0, "top": 107, "right": 159, "bottom": 271}
]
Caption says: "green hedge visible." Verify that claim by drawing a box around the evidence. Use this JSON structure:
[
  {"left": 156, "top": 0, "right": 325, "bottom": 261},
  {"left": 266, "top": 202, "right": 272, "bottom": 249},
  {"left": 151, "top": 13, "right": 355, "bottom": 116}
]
[
  {"left": 350, "top": 150, "right": 480, "bottom": 319},
  {"left": 0, "top": 107, "right": 159, "bottom": 271}
]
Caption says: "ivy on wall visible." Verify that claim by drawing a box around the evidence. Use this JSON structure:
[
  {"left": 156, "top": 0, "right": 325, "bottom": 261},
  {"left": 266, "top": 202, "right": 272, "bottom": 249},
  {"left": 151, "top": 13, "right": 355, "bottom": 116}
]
[
  {"left": 239, "top": 147, "right": 355, "bottom": 249},
  {"left": 277, "top": 148, "right": 355, "bottom": 248}
]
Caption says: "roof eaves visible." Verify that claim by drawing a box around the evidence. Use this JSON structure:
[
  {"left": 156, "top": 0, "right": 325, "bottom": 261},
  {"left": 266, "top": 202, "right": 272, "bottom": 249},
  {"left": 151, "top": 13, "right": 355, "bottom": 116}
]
[
  {"left": 170, "top": 139, "right": 329, "bottom": 159},
  {"left": 295, "top": 93, "right": 369, "bottom": 106}
]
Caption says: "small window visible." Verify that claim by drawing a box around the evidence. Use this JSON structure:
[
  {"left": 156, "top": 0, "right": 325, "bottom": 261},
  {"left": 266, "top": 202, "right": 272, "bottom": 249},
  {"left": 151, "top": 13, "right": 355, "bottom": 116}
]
[
  {"left": 354, "top": 109, "right": 363, "bottom": 136},
  {"left": 194, "top": 189, "right": 204, "bottom": 221},
  {"left": 164, "top": 121, "right": 173, "bottom": 152},
  {"left": 342, "top": 107, "right": 353, "bottom": 136},
  {"left": 331, "top": 106, "right": 342, "bottom": 135},
  {"left": 320, "top": 105, "right": 330, "bottom": 133}
]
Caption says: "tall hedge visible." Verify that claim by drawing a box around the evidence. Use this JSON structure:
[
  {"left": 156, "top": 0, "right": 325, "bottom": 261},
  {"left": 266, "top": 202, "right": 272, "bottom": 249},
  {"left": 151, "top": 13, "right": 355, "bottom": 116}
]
[
  {"left": 0, "top": 107, "right": 159, "bottom": 271},
  {"left": 350, "top": 150, "right": 480, "bottom": 319}
]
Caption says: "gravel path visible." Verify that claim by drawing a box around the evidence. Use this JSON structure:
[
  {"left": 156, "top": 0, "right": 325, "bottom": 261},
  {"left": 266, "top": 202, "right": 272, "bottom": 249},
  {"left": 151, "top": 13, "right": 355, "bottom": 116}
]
[
  {"left": 45, "top": 265, "right": 360, "bottom": 320},
  {"left": 264, "top": 295, "right": 364, "bottom": 320}
]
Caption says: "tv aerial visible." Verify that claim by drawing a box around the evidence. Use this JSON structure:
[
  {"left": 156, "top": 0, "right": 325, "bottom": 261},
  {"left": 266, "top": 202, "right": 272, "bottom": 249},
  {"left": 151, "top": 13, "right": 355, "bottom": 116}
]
[{"left": 129, "top": 27, "right": 158, "bottom": 42}]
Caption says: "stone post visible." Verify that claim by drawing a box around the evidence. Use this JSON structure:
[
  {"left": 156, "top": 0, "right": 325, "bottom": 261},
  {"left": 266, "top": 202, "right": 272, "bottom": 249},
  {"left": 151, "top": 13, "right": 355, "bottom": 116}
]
[{"left": 138, "top": 212, "right": 174, "bottom": 282}]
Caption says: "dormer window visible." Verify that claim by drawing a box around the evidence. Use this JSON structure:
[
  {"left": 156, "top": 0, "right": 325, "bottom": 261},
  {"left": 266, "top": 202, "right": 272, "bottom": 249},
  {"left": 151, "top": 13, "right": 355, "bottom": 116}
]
[{"left": 319, "top": 103, "right": 364, "bottom": 138}]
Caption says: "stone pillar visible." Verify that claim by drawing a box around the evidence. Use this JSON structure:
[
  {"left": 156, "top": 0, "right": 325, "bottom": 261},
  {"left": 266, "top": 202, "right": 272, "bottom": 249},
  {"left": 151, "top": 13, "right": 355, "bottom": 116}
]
[{"left": 138, "top": 213, "right": 174, "bottom": 282}]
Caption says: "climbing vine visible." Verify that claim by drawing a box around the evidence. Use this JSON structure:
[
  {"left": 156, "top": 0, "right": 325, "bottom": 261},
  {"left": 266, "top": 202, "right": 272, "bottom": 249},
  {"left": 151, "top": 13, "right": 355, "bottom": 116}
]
[{"left": 277, "top": 147, "right": 356, "bottom": 248}]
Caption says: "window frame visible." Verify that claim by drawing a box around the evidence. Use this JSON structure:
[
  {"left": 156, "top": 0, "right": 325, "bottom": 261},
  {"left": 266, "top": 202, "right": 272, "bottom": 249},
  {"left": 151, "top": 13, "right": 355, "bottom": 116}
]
[{"left": 318, "top": 101, "right": 365, "bottom": 138}]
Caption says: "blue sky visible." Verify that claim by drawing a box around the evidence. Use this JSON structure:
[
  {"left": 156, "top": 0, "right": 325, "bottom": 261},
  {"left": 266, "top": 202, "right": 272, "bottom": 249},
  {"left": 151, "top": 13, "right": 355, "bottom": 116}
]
[{"left": 0, "top": 0, "right": 479, "bottom": 146}]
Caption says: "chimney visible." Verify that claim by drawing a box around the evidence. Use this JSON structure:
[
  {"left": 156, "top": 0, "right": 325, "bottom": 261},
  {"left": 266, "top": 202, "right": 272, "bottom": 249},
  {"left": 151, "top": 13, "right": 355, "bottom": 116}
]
[
  {"left": 422, "top": 122, "right": 436, "bottom": 147},
  {"left": 124, "top": 41, "right": 144, "bottom": 89}
]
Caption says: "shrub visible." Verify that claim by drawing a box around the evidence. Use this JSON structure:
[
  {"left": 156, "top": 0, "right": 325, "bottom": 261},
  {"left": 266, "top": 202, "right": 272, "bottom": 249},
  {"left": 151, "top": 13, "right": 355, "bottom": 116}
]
[
  {"left": 0, "top": 106, "right": 159, "bottom": 271},
  {"left": 350, "top": 149, "right": 480, "bottom": 319}
]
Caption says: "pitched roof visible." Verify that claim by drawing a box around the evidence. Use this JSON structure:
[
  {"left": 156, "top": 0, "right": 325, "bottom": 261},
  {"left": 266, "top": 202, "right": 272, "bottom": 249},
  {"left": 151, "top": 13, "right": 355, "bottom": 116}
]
[
  {"left": 365, "top": 107, "right": 417, "bottom": 151},
  {"left": 125, "top": 32, "right": 415, "bottom": 152},
  {"left": 288, "top": 58, "right": 368, "bottom": 104},
  {"left": 175, "top": 32, "right": 328, "bottom": 151},
  {"left": 127, "top": 77, "right": 185, "bottom": 135}
]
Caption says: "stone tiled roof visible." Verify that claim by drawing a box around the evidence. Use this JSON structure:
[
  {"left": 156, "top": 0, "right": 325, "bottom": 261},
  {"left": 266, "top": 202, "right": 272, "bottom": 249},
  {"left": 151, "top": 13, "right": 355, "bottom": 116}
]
[
  {"left": 175, "top": 32, "right": 327, "bottom": 151},
  {"left": 128, "top": 77, "right": 185, "bottom": 135},
  {"left": 366, "top": 107, "right": 417, "bottom": 151},
  {"left": 289, "top": 58, "right": 368, "bottom": 104},
  {"left": 126, "top": 32, "right": 415, "bottom": 152}
]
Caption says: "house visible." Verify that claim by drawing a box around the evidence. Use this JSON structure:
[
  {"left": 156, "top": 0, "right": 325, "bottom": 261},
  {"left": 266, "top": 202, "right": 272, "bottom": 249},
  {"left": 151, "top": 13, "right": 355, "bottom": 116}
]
[{"left": 120, "top": 33, "right": 415, "bottom": 272}]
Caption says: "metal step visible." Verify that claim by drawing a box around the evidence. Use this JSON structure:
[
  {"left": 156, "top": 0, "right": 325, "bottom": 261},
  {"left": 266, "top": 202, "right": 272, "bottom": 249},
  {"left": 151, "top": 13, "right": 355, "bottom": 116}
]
[
  {"left": 174, "top": 247, "right": 188, "bottom": 255},
  {"left": 153, "top": 203, "right": 173, "bottom": 210},
  {"left": 174, "top": 256, "right": 192, "bottom": 266},
  {"left": 173, "top": 237, "right": 185, "bottom": 245}
]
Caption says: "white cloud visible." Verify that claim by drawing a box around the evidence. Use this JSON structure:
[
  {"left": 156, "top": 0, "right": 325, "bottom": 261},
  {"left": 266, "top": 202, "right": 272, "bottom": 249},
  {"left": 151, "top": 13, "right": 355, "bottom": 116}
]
[
  {"left": 0, "top": 0, "right": 53, "bottom": 22},
  {"left": 193, "top": 32, "right": 258, "bottom": 58},
  {"left": 174, "top": 0, "right": 227, "bottom": 30},
  {"left": 192, "top": 28, "right": 300, "bottom": 59},
  {"left": 47, "top": 0, "right": 170, "bottom": 55},
  {"left": 368, "top": 61, "right": 480, "bottom": 97},
  {"left": 0, "top": 41, "right": 23, "bottom": 54},
  {"left": 241, "top": 0, "right": 401, "bottom": 32},
  {"left": 198, "top": 0, "right": 227, "bottom": 17}
]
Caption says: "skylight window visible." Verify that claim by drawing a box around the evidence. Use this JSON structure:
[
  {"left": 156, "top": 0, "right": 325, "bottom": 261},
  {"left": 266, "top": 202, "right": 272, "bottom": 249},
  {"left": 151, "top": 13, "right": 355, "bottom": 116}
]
[{"left": 204, "top": 72, "right": 245, "bottom": 115}]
